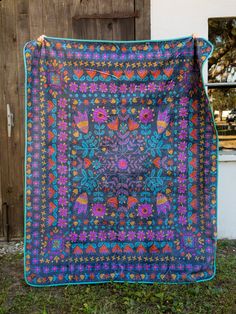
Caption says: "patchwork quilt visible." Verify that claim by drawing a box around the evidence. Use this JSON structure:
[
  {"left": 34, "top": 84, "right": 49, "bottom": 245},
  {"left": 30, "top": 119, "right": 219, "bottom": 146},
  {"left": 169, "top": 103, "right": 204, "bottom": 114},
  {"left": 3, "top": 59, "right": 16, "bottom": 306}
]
[{"left": 24, "top": 35, "right": 218, "bottom": 286}]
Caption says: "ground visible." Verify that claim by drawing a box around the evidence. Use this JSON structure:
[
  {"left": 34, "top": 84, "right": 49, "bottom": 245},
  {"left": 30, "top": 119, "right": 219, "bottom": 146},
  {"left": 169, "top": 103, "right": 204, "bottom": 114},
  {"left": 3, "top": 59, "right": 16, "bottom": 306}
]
[{"left": 0, "top": 240, "right": 236, "bottom": 314}]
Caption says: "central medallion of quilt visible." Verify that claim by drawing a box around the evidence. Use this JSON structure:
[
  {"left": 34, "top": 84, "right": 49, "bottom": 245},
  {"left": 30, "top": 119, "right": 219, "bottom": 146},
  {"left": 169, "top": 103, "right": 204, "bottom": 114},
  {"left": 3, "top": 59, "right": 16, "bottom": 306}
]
[{"left": 24, "top": 36, "right": 218, "bottom": 286}]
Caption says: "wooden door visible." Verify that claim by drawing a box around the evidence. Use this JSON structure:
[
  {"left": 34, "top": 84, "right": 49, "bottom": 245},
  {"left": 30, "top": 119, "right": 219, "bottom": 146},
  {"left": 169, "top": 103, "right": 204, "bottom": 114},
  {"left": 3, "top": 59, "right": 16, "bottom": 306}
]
[{"left": 0, "top": 0, "right": 150, "bottom": 240}]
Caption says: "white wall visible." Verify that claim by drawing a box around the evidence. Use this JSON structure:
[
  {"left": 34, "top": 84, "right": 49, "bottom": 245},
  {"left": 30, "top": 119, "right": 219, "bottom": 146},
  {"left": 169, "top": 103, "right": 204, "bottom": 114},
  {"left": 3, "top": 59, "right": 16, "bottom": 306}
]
[
  {"left": 151, "top": 0, "right": 236, "bottom": 239},
  {"left": 218, "top": 155, "right": 236, "bottom": 239}
]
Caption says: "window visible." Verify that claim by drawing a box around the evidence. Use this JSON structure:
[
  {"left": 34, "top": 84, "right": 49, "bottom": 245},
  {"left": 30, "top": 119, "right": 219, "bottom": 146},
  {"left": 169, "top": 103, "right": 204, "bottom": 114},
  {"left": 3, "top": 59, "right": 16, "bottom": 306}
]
[{"left": 208, "top": 17, "right": 236, "bottom": 150}]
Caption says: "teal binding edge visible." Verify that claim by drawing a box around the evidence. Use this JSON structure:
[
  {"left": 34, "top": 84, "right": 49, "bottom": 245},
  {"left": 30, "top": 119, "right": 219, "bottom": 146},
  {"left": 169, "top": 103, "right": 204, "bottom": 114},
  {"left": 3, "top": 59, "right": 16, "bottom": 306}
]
[
  {"left": 199, "top": 39, "right": 219, "bottom": 284},
  {"left": 23, "top": 35, "right": 218, "bottom": 287},
  {"left": 44, "top": 34, "right": 193, "bottom": 43},
  {"left": 23, "top": 40, "right": 31, "bottom": 287}
]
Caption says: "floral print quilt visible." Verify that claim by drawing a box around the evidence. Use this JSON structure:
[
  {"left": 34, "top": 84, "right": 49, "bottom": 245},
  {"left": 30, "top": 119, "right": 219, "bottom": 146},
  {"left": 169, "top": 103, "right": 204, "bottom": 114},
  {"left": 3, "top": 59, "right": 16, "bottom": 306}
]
[{"left": 24, "top": 36, "right": 218, "bottom": 286}]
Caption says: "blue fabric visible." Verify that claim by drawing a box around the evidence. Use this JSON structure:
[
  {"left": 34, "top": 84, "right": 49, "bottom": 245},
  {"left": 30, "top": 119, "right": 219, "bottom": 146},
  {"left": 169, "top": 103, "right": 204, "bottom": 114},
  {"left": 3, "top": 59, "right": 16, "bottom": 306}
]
[{"left": 24, "top": 36, "right": 218, "bottom": 286}]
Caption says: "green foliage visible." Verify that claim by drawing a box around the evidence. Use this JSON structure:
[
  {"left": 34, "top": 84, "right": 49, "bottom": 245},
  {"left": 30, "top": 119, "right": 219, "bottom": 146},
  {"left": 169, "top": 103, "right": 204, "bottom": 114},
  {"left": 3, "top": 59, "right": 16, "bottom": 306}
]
[
  {"left": 208, "top": 18, "right": 236, "bottom": 83},
  {"left": 209, "top": 88, "right": 236, "bottom": 112}
]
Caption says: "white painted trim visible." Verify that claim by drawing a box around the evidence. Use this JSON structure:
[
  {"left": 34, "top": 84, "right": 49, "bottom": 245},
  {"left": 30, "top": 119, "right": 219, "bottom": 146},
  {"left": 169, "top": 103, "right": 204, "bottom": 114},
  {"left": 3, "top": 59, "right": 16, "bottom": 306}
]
[{"left": 219, "top": 152, "right": 236, "bottom": 162}]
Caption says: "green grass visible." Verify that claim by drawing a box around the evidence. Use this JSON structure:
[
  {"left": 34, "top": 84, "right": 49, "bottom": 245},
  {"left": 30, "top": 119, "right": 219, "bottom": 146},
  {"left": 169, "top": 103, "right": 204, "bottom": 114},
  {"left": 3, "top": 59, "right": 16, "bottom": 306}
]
[{"left": 0, "top": 240, "right": 236, "bottom": 314}]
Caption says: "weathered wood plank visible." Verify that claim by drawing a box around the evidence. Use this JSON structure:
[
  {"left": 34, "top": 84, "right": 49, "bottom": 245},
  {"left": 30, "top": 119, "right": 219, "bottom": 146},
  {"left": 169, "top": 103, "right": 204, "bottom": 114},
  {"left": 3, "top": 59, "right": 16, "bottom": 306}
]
[
  {"left": 96, "top": 0, "right": 113, "bottom": 40},
  {"left": 134, "top": 0, "right": 150, "bottom": 40},
  {"left": 71, "top": 0, "right": 137, "bottom": 41},
  {"left": 57, "top": 0, "right": 72, "bottom": 38},
  {"left": 73, "top": 11, "right": 140, "bottom": 20},
  {"left": 0, "top": 1, "right": 6, "bottom": 237},
  {"left": 29, "top": 0, "right": 44, "bottom": 40},
  {"left": 16, "top": 0, "right": 30, "bottom": 93},
  {"left": 15, "top": 0, "right": 31, "bottom": 238},
  {"left": 43, "top": 0, "right": 58, "bottom": 37},
  {"left": 71, "top": 0, "right": 99, "bottom": 40},
  {"left": 112, "top": 0, "right": 134, "bottom": 40},
  {"left": 1, "top": 0, "right": 21, "bottom": 238}
]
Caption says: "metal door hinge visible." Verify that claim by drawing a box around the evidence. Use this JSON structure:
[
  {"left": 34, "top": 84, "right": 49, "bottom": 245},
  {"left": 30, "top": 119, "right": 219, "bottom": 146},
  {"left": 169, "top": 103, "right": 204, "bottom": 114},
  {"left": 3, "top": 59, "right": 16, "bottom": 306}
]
[{"left": 7, "top": 104, "right": 14, "bottom": 138}]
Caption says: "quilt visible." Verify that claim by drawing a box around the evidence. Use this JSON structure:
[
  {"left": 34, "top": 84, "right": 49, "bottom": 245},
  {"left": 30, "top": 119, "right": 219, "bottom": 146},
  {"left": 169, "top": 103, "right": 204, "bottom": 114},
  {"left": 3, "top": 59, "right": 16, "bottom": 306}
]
[{"left": 24, "top": 35, "right": 218, "bottom": 286}]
